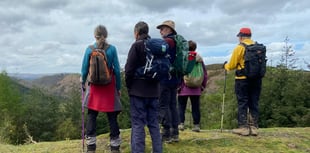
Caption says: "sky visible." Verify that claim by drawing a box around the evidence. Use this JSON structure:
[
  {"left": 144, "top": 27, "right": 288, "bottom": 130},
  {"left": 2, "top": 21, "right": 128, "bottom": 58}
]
[{"left": 1, "top": 0, "right": 309, "bottom": 74}]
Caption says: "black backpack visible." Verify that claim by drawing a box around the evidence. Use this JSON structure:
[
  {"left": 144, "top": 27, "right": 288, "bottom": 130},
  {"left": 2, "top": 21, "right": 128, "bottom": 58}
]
[
  {"left": 237, "top": 42, "right": 267, "bottom": 79},
  {"left": 134, "top": 38, "right": 170, "bottom": 80}
]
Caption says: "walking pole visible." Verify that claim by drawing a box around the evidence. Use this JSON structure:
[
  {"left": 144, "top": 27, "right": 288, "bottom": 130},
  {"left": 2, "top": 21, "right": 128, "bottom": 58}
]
[
  {"left": 81, "top": 84, "right": 85, "bottom": 152},
  {"left": 189, "top": 99, "right": 192, "bottom": 129},
  {"left": 220, "top": 70, "right": 227, "bottom": 133}
]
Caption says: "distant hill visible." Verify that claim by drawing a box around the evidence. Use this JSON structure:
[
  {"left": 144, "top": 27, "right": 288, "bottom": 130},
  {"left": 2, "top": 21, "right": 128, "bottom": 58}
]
[
  {"left": 206, "top": 63, "right": 223, "bottom": 70},
  {"left": 8, "top": 73, "right": 48, "bottom": 81},
  {"left": 30, "top": 73, "right": 80, "bottom": 97},
  {"left": 11, "top": 64, "right": 225, "bottom": 97},
  {"left": 11, "top": 73, "right": 80, "bottom": 97}
]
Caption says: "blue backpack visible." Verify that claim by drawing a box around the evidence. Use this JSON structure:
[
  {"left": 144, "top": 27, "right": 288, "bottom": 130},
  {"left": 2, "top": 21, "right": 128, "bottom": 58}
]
[{"left": 135, "top": 38, "right": 170, "bottom": 80}]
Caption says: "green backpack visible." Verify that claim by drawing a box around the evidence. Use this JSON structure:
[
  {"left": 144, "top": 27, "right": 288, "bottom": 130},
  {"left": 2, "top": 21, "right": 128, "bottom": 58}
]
[
  {"left": 170, "top": 34, "right": 196, "bottom": 76},
  {"left": 184, "top": 54, "right": 204, "bottom": 88}
]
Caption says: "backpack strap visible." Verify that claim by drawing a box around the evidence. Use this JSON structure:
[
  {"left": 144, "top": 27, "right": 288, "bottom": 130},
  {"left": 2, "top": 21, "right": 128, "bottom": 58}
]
[
  {"left": 88, "top": 44, "right": 112, "bottom": 70},
  {"left": 89, "top": 45, "right": 95, "bottom": 51},
  {"left": 102, "top": 44, "right": 110, "bottom": 51},
  {"left": 239, "top": 42, "right": 247, "bottom": 48},
  {"left": 236, "top": 42, "right": 247, "bottom": 76}
]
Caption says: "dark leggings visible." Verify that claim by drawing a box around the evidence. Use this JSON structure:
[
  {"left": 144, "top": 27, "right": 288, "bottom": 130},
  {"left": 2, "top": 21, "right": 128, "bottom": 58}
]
[
  {"left": 178, "top": 95, "right": 201, "bottom": 125},
  {"left": 86, "top": 109, "right": 120, "bottom": 138}
]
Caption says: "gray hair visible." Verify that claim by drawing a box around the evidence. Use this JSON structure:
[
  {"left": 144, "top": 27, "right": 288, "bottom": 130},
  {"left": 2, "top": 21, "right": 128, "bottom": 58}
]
[{"left": 134, "top": 21, "right": 149, "bottom": 35}]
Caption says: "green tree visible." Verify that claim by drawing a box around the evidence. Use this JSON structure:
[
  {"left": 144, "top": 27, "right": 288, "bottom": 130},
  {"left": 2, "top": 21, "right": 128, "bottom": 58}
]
[
  {"left": 259, "top": 36, "right": 310, "bottom": 127},
  {"left": 56, "top": 85, "right": 83, "bottom": 140},
  {"left": 0, "top": 71, "right": 26, "bottom": 144},
  {"left": 22, "top": 88, "right": 61, "bottom": 141}
]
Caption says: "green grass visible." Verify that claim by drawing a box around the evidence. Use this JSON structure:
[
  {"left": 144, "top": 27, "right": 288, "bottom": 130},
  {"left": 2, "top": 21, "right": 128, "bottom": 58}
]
[{"left": 0, "top": 127, "right": 309, "bottom": 153}]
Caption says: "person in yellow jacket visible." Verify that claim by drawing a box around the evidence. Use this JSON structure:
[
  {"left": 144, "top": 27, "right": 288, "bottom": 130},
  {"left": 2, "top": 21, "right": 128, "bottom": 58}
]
[{"left": 224, "top": 27, "right": 262, "bottom": 136}]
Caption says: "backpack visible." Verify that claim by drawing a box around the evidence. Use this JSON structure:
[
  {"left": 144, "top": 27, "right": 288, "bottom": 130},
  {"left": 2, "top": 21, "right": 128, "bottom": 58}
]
[
  {"left": 134, "top": 38, "right": 170, "bottom": 80},
  {"left": 183, "top": 54, "right": 205, "bottom": 88},
  {"left": 237, "top": 42, "right": 267, "bottom": 78},
  {"left": 87, "top": 45, "right": 112, "bottom": 85},
  {"left": 170, "top": 34, "right": 196, "bottom": 76}
]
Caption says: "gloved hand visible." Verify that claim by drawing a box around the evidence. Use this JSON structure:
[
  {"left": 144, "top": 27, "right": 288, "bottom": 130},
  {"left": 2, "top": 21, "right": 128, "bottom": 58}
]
[
  {"left": 81, "top": 83, "right": 86, "bottom": 91},
  {"left": 80, "top": 77, "right": 86, "bottom": 91},
  {"left": 223, "top": 61, "right": 227, "bottom": 69},
  {"left": 201, "top": 86, "right": 205, "bottom": 92},
  {"left": 177, "top": 87, "right": 181, "bottom": 93}
]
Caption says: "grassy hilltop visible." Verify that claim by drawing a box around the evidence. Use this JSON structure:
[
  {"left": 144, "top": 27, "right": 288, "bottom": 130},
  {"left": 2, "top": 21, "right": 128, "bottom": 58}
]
[{"left": 0, "top": 127, "right": 309, "bottom": 153}]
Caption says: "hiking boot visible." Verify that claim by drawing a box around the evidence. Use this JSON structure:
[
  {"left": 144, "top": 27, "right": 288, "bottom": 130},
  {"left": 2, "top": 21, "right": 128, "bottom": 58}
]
[
  {"left": 232, "top": 127, "right": 250, "bottom": 136},
  {"left": 111, "top": 145, "right": 120, "bottom": 153},
  {"left": 162, "top": 136, "right": 172, "bottom": 143},
  {"left": 192, "top": 124, "right": 200, "bottom": 132},
  {"left": 250, "top": 126, "right": 258, "bottom": 136},
  {"left": 178, "top": 123, "right": 185, "bottom": 131},
  {"left": 86, "top": 144, "right": 96, "bottom": 153},
  {"left": 161, "top": 128, "right": 172, "bottom": 143},
  {"left": 111, "top": 150, "right": 120, "bottom": 153},
  {"left": 171, "top": 135, "right": 179, "bottom": 142}
]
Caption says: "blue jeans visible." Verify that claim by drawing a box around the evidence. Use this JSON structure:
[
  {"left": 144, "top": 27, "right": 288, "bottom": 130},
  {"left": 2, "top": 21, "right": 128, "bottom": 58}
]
[
  {"left": 178, "top": 95, "right": 201, "bottom": 125},
  {"left": 159, "top": 84, "right": 179, "bottom": 137},
  {"left": 235, "top": 78, "right": 262, "bottom": 127},
  {"left": 130, "top": 96, "right": 162, "bottom": 153}
]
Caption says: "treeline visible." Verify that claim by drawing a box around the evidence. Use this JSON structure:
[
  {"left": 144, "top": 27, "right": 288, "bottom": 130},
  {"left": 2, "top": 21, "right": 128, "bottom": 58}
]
[
  {"left": 198, "top": 66, "right": 310, "bottom": 129},
  {"left": 0, "top": 66, "right": 309, "bottom": 145},
  {"left": 0, "top": 71, "right": 130, "bottom": 144}
]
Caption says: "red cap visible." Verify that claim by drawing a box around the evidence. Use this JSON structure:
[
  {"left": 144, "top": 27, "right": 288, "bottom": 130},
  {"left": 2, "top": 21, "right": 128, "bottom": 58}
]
[{"left": 237, "top": 27, "right": 251, "bottom": 37}]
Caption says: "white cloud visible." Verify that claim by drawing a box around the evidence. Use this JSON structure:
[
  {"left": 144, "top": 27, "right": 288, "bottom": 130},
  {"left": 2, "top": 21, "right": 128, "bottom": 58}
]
[{"left": 0, "top": 0, "right": 309, "bottom": 74}]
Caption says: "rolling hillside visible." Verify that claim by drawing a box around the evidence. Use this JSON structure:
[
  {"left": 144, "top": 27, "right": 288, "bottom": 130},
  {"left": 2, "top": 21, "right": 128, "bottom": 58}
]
[{"left": 14, "top": 64, "right": 225, "bottom": 97}]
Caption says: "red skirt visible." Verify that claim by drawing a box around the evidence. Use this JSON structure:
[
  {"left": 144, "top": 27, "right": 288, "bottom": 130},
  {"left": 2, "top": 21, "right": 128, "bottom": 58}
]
[{"left": 87, "top": 76, "right": 121, "bottom": 112}]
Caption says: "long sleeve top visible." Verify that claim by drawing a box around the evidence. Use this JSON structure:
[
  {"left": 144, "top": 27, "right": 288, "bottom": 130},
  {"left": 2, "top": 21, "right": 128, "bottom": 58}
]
[
  {"left": 160, "top": 33, "right": 181, "bottom": 85},
  {"left": 224, "top": 38, "right": 254, "bottom": 79},
  {"left": 125, "top": 34, "right": 160, "bottom": 98},
  {"left": 81, "top": 43, "right": 121, "bottom": 90}
]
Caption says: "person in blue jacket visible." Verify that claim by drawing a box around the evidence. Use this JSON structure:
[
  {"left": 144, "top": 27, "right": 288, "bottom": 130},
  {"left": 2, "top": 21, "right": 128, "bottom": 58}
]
[
  {"left": 81, "top": 25, "right": 122, "bottom": 153},
  {"left": 156, "top": 20, "right": 181, "bottom": 143}
]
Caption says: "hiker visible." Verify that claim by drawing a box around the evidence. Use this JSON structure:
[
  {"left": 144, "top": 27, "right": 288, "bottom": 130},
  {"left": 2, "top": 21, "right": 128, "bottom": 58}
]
[
  {"left": 177, "top": 40, "right": 208, "bottom": 132},
  {"left": 224, "top": 27, "right": 262, "bottom": 136},
  {"left": 125, "top": 21, "right": 162, "bottom": 153},
  {"left": 156, "top": 20, "right": 181, "bottom": 143},
  {"left": 81, "top": 25, "right": 122, "bottom": 153}
]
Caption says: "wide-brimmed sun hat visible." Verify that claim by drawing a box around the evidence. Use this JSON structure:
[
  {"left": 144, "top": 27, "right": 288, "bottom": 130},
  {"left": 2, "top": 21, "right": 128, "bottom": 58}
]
[{"left": 156, "top": 20, "right": 177, "bottom": 34}]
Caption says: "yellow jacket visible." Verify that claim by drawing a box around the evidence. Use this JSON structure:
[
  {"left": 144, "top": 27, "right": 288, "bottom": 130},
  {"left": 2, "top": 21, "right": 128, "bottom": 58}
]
[{"left": 224, "top": 38, "right": 255, "bottom": 79}]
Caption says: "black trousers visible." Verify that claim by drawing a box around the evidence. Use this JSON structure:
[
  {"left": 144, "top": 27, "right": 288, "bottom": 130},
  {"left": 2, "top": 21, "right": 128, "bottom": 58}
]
[
  {"left": 158, "top": 84, "right": 179, "bottom": 137},
  {"left": 235, "top": 78, "right": 262, "bottom": 127},
  {"left": 86, "top": 109, "right": 120, "bottom": 139},
  {"left": 178, "top": 95, "right": 201, "bottom": 125}
]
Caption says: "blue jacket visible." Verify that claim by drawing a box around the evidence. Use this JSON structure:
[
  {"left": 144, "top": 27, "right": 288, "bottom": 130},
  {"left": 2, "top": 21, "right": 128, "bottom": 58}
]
[
  {"left": 160, "top": 33, "right": 181, "bottom": 86},
  {"left": 81, "top": 43, "right": 121, "bottom": 90}
]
